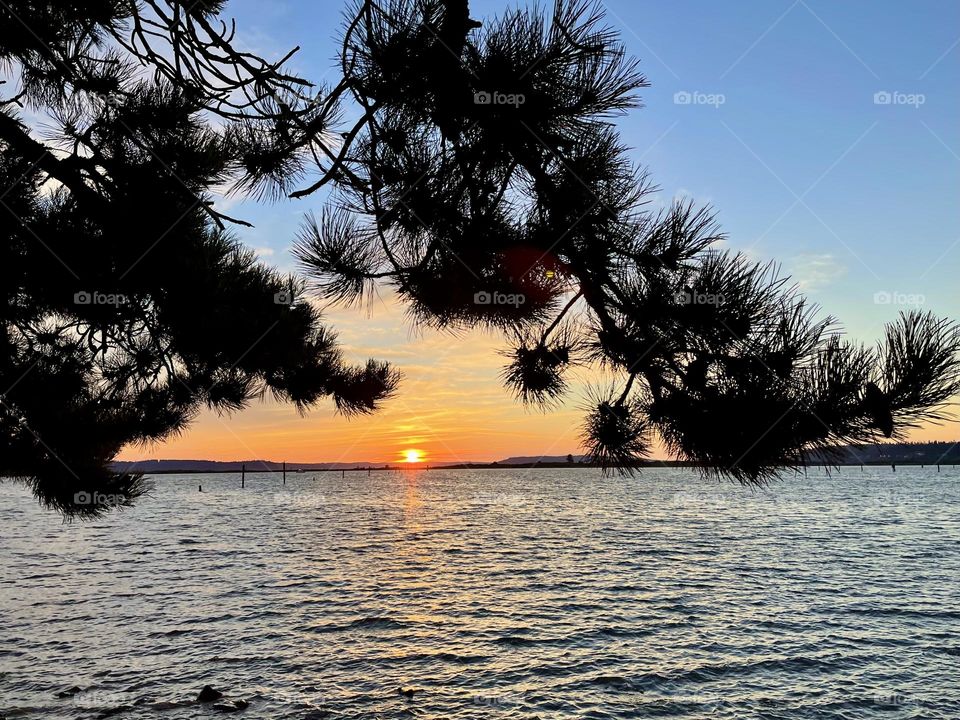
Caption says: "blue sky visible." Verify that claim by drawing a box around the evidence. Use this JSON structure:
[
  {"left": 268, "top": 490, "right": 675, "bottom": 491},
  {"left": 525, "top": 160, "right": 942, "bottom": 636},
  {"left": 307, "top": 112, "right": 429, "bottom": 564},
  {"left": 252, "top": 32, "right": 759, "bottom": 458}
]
[
  {"left": 128, "top": 0, "right": 960, "bottom": 461},
  {"left": 220, "top": 0, "right": 959, "bottom": 341}
]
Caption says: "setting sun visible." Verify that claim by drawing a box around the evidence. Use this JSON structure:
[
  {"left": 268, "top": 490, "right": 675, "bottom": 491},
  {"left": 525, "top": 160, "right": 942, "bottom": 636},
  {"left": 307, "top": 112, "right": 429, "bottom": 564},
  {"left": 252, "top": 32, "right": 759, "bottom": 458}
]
[{"left": 402, "top": 449, "right": 424, "bottom": 464}]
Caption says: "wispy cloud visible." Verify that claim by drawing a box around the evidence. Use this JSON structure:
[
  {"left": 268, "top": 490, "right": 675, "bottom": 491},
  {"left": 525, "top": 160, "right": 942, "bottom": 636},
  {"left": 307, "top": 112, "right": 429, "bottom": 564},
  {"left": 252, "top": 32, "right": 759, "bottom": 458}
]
[{"left": 788, "top": 253, "right": 847, "bottom": 292}]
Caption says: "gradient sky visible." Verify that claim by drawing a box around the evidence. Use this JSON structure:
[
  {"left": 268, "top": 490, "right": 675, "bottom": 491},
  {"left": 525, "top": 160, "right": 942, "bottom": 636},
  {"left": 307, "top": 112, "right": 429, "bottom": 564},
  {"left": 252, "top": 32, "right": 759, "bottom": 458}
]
[{"left": 120, "top": 0, "right": 960, "bottom": 464}]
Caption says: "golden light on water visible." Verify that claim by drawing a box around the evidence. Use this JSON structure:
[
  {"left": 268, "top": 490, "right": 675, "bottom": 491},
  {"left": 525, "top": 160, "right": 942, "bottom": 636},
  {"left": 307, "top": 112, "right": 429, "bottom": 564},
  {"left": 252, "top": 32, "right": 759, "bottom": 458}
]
[{"left": 402, "top": 449, "right": 425, "bottom": 464}]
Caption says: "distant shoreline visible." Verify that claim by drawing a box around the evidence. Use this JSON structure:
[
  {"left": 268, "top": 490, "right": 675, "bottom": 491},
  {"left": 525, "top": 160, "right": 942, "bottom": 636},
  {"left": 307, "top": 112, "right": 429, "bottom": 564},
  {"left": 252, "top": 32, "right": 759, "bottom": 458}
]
[
  {"left": 108, "top": 442, "right": 960, "bottom": 475},
  {"left": 117, "top": 459, "right": 959, "bottom": 475}
]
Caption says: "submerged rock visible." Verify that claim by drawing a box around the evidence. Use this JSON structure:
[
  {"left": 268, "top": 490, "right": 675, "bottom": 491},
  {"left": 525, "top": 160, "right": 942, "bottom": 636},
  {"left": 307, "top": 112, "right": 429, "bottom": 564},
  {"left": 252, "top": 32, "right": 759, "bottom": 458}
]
[
  {"left": 197, "top": 685, "right": 224, "bottom": 703},
  {"left": 55, "top": 686, "right": 82, "bottom": 698},
  {"left": 397, "top": 687, "right": 418, "bottom": 698},
  {"left": 212, "top": 698, "right": 250, "bottom": 713}
]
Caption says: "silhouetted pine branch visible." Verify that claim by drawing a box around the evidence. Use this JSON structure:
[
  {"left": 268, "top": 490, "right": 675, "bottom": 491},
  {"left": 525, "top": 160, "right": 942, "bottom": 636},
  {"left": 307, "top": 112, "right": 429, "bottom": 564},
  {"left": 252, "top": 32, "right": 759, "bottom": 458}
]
[
  {"left": 0, "top": 1, "right": 399, "bottom": 516},
  {"left": 292, "top": 0, "right": 960, "bottom": 484}
]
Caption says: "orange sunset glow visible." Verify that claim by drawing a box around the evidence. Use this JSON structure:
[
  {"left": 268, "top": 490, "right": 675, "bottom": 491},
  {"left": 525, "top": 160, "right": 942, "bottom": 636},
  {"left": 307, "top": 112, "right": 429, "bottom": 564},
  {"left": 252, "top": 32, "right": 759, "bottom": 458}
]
[
  {"left": 115, "top": 293, "right": 594, "bottom": 465},
  {"left": 115, "top": 293, "right": 958, "bottom": 466}
]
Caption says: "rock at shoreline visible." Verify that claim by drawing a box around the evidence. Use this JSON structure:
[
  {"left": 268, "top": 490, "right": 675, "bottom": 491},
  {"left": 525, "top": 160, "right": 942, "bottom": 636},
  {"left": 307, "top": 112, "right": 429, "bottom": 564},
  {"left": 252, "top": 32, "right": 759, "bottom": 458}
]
[
  {"left": 212, "top": 698, "right": 250, "bottom": 713},
  {"left": 197, "top": 685, "right": 224, "bottom": 703}
]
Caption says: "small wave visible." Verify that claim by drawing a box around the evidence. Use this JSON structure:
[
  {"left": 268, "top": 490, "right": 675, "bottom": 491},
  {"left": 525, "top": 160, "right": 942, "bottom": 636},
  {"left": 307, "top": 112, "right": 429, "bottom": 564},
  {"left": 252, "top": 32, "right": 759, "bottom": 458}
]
[
  {"left": 840, "top": 605, "right": 960, "bottom": 620},
  {"left": 494, "top": 635, "right": 539, "bottom": 647},
  {"left": 182, "top": 613, "right": 236, "bottom": 624},
  {"left": 583, "top": 625, "right": 657, "bottom": 640},
  {"left": 373, "top": 649, "right": 491, "bottom": 665},
  {"left": 588, "top": 674, "right": 644, "bottom": 690},
  {"left": 147, "top": 628, "right": 192, "bottom": 638},
  {"left": 434, "top": 651, "right": 489, "bottom": 664},
  {"left": 566, "top": 653, "right": 873, "bottom": 694},
  {"left": 348, "top": 616, "right": 407, "bottom": 630}
]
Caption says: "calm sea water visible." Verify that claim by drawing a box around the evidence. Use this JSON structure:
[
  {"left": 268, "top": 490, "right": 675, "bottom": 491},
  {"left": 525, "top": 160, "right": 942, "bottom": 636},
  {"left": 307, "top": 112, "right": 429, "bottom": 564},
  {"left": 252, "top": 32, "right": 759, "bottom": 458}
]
[{"left": 1, "top": 467, "right": 959, "bottom": 719}]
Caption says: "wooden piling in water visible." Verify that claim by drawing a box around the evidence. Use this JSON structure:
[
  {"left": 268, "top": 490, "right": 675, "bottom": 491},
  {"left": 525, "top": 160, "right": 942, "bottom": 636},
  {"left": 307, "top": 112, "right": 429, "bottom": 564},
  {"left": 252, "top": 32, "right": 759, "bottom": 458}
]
[
  {"left": 242, "top": 463, "right": 245, "bottom": 488},
  {"left": 283, "top": 461, "right": 286, "bottom": 486}
]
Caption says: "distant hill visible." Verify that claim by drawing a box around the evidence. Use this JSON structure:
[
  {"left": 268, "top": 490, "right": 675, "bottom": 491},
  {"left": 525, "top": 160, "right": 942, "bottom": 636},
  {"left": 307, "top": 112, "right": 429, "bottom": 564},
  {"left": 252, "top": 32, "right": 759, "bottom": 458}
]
[
  {"left": 805, "top": 441, "right": 959, "bottom": 465},
  {"left": 495, "top": 455, "right": 589, "bottom": 465},
  {"left": 486, "top": 444, "right": 960, "bottom": 467},
  {"left": 111, "top": 459, "right": 387, "bottom": 474},
  {"left": 110, "top": 442, "right": 958, "bottom": 474}
]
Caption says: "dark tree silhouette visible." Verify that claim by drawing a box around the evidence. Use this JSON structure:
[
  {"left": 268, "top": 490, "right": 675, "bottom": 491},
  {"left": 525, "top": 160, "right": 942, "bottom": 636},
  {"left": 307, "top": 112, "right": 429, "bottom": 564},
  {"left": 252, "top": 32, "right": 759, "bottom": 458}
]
[
  {"left": 0, "top": 1, "right": 398, "bottom": 516},
  {"left": 3, "top": 0, "right": 958, "bottom": 518},
  {"left": 293, "top": 0, "right": 960, "bottom": 482}
]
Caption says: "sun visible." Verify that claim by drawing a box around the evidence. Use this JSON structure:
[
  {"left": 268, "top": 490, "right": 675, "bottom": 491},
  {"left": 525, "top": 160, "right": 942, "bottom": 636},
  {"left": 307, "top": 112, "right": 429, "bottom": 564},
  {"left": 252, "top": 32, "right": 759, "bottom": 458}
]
[{"left": 402, "top": 449, "right": 424, "bottom": 464}]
